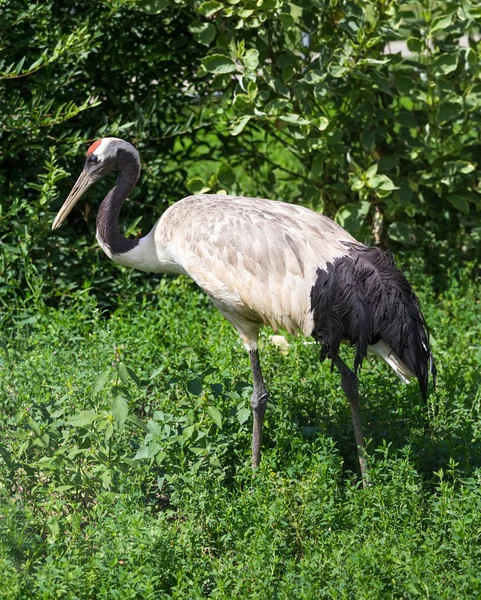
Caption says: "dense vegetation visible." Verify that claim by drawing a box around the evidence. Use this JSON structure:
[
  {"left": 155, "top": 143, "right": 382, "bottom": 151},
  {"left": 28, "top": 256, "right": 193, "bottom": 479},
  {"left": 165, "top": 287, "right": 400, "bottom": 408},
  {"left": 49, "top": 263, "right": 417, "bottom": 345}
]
[
  {"left": 1, "top": 272, "right": 481, "bottom": 598},
  {"left": 1, "top": 0, "right": 481, "bottom": 597}
]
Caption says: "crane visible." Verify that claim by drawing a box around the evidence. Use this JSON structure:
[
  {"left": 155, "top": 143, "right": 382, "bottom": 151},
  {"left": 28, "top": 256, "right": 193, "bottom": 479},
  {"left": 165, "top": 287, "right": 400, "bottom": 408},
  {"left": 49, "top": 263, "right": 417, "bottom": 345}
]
[{"left": 52, "top": 137, "right": 436, "bottom": 482}]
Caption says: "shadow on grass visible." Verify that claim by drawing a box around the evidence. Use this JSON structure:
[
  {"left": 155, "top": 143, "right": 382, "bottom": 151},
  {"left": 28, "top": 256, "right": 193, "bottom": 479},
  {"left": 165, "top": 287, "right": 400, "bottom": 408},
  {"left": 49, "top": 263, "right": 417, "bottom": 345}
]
[{"left": 261, "top": 360, "right": 481, "bottom": 486}]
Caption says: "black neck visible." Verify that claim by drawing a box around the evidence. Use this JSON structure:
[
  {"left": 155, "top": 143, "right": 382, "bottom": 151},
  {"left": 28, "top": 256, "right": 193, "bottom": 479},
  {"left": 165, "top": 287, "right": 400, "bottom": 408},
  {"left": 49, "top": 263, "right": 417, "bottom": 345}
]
[{"left": 96, "top": 150, "right": 141, "bottom": 255}]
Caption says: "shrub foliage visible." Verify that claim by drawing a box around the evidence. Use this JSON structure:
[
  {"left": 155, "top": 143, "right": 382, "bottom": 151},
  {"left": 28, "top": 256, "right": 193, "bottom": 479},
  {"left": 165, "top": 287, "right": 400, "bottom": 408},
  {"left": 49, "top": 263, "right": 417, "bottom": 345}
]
[{"left": 1, "top": 0, "right": 480, "bottom": 307}]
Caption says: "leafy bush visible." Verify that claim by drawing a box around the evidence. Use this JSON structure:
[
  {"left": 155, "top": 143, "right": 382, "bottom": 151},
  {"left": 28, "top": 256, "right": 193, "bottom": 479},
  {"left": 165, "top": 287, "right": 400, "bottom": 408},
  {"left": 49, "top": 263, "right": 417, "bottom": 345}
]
[{"left": 1, "top": 0, "right": 480, "bottom": 313}]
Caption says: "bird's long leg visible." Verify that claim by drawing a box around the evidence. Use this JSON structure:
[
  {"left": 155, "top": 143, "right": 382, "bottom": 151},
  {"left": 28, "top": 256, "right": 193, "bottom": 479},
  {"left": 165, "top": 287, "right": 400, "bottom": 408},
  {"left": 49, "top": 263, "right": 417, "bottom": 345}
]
[
  {"left": 249, "top": 349, "right": 269, "bottom": 469},
  {"left": 334, "top": 356, "right": 369, "bottom": 486}
]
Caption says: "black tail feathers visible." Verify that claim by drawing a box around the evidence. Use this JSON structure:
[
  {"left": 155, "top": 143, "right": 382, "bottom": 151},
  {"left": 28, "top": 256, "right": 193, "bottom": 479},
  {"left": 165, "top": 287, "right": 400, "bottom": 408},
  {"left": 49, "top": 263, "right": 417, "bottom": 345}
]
[{"left": 310, "top": 246, "right": 436, "bottom": 399}]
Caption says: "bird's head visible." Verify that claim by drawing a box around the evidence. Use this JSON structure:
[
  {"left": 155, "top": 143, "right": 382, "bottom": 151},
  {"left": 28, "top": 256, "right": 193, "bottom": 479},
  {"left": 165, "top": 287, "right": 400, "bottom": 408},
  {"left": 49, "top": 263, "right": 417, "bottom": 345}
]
[{"left": 52, "top": 137, "right": 140, "bottom": 230}]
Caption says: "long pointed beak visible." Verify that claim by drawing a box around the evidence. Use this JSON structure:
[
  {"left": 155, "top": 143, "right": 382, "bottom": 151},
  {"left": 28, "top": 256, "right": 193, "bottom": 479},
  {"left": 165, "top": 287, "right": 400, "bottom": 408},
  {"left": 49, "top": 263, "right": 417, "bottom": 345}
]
[{"left": 52, "top": 170, "right": 93, "bottom": 230}]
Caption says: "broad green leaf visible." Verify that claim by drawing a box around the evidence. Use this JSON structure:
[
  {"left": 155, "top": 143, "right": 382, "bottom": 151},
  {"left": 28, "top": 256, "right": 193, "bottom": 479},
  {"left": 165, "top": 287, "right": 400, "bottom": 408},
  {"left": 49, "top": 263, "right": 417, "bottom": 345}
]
[
  {"left": 112, "top": 395, "right": 129, "bottom": 426},
  {"left": 302, "top": 70, "right": 325, "bottom": 84},
  {"left": 183, "top": 424, "right": 196, "bottom": 440},
  {"left": 134, "top": 445, "right": 150, "bottom": 460},
  {"left": 218, "top": 164, "right": 235, "bottom": 188},
  {"left": 69, "top": 411, "right": 97, "bottom": 427},
  {"left": 282, "top": 64, "right": 294, "bottom": 83},
  {"left": 93, "top": 369, "right": 111, "bottom": 394},
  {"left": 207, "top": 405, "right": 223, "bottom": 429},
  {"left": 0, "top": 446, "right": 12, "bottom": 468},
  {"left": 243, "top": 49, "right": 259, "bottom": 71},
  {"left": 247, "top": 80, "right": 258, "bottom": 99},
  {"left": 127, "top": 414, "right": 148, "bottom": 431},
  {"left": 280, "top": 13, "right": 294, "bottom": 29},
  {"left": 105, "top": 422, "right": 114, "bottom": 441},
  {"left": 334, "top": 202, "right": 370, "bottom": 233},
  {"left": 198, "top": 1, "right": 223, "bottom": 17},
  {"left": 406, "top": 37, "right": 423, "bottom": 53},
  {"left": 117, "top": 361, "right": 130, "bottom": 385},
  {"left": 388, "top": 222, "right": 416, "bottom": 245},
  {"left": 430, "top": 13, "right": 453, "bottom": 32},
  {"left": 368, "top": 174, "right": 398, "bottom": 192},
  {"left": 187, "top": 378, "right": 203, "bottom": 396},
  {"left": 126, "top": 366, "right": 140, "bottom": 386},
  {"left": 189, "top": 21, "right": 216, "bottom": 46},
  {"left": 351, "top": 179, "right": 365, "bottom": 191},
  {"left": 202, "top": 54, "right": 236, "bottom": 74},
  {"left": 233, "top": 93, "right": 251, "bottom": 111},
  {"left": 328, "top": 62, "right": 348, "bottom": 78},
  {"left": 279, "top": 114, "right": 310, "bottom": 125},
  {"left": 365, "top": 164, "right": 378, "bottom": 178},
  {"left": 433, "top": 53, "right": 458, "bottom": 76},
  {"left": 448, "top": 195, "right": 470, "bottom": 215},
  {"left": 316, "top": 116, "right": 329, "bottom": 130},
  {"left": 187, "top": 177, "right": 211, "bottom": 194},
  {"left": 236, "top": 406, "right": 250, "bottom": 425},
  {"left": 230, "top": 115, "right": 251, "bottom": 135}
]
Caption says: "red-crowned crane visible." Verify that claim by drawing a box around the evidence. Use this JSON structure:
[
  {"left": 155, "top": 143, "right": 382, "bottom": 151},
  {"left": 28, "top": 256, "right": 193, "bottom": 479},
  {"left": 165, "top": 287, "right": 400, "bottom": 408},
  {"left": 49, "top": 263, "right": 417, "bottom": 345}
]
[{"left": 52, "top": 137, "right": 436, "bottom": 482}]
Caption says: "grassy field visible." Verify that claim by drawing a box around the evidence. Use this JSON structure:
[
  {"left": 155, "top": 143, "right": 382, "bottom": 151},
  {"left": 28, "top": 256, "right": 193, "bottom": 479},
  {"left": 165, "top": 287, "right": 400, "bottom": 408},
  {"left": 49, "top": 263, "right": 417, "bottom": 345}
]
[{"left": 1, "top": 264, "right": 481, "bottom": 599}]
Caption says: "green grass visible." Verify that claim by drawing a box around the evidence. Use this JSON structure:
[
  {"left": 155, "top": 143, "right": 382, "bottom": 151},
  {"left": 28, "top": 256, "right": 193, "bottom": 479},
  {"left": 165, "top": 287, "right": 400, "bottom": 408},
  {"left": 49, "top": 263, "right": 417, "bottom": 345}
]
[{"left": 1, "top": 270, "right": 481, "bottom": 599}]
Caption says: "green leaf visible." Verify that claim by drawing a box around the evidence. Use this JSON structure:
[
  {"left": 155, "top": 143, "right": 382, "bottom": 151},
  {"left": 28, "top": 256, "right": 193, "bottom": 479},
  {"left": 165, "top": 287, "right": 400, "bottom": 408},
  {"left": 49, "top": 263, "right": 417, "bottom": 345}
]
[
  {"left": 134, "top": 445, "right": 150, "bottom": 460},
  {"left": 236, "top": 406, "right": 250, "bottom": 425},
  {"left": 207, "top": 405, "right": 223, "bottom": 429},
  {"left": 279, "top": 114, "right": 310, "bottom": 125},
  {"left": 189, "top": 21, "right": 216, "bottom": 46},
  {"left": 127, "top": 414, "right": 148, "bottom": 431},
  {"left": 368, "top": 174, "right": 398, "bottom": 192},
  {"left": 112, "top": 395, "right": 129, "bottom": 426},
  {"left": 316, "top": 116, "right": 329, "bottom": 131},
  {"left": 365, "top": 164, "right": 378, "bottom": 178},
  {"left": 328, "top": 62, "right": 348, "bottom": 78},
  {"left": 136, "top": 0, "right": 170, "bottom": 14},
  {"left": 448, "top": 195, "right": 470, "bottom": 215},
  {"left": 187, "top": 177, "right": 211, "bottom": 194},
  {"left": 117, "top": 361, "right": 130, "bottom": 385},
  {"left": 93, "top": 369, "right": 111, "bottom": 394},
  {"left": 406, "top": 37, "right": 423, "bottom": 53},
  {"left": 243, "top": 49, "right": 259, "bottom": 71},
  {"left": 197, "top": 1, "right": 223, "bottom": 17},
  {"left": 247, "top": 80, "right": 258, "bottom": 99},
  {"left": 14, "top": 56, "right": 26, "bottom": 75},
  {"left": 233, "top": 93, "right": 251, "bottom": 111},
  {"left": 230, "top": 115, "right": 251, "bottom": 136},
  {"left": 430, "top": 13, "right": 453, "bottom": 32},
  {"left": 0, "top": 446, "right": 12, "bottom": 468},
  {"left": 388, "top": 222, "right": 416, "bottom": 245},
  {"left": 218, "top": 164, "right": 236, "bottom": 188},
  {"left": 202, "top": 54, "right": 236, "bottom": 74},
  {"left": 187, "top": 378, "right": 203, "bottom": 396},
  {"left": 69, "top": 411, "right": 97, "bottom": 427},
  {"left": 433, "top": 53, "right": 458, "bottom": 76},
  {"left": 334, "top": 202, "right": 370, "bottom": 233},
  {"left": 126, "top": 367, "right": 140, "bottom": 386}
]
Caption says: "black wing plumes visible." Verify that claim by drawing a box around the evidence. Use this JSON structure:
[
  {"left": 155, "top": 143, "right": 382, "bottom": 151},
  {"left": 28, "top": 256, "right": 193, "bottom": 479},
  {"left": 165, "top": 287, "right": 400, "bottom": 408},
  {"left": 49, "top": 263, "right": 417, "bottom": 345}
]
[{"left": 310, "top": 245, "right": 436, "bottom": 398}]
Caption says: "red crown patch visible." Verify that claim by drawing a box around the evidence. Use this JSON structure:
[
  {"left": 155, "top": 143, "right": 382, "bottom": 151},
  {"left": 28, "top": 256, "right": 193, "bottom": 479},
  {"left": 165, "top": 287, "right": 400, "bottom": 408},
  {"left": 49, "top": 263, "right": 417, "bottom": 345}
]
[{"left": 86, "top": 140, "right": 102, "bottom": 156}]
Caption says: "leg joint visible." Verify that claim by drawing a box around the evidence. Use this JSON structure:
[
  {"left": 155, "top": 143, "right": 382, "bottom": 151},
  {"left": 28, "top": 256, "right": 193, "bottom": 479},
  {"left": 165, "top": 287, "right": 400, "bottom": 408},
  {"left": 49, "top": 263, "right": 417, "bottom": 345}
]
[{"left": 251, "top": 389, "right": 268, "bottom": 411}]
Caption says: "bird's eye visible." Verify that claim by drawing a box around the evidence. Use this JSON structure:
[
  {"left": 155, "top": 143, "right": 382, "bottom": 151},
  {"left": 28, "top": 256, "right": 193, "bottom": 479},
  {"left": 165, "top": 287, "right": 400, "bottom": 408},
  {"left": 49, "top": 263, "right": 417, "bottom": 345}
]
[{"left": 88, "top": 154, "right": 99, "bottom": 164}]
